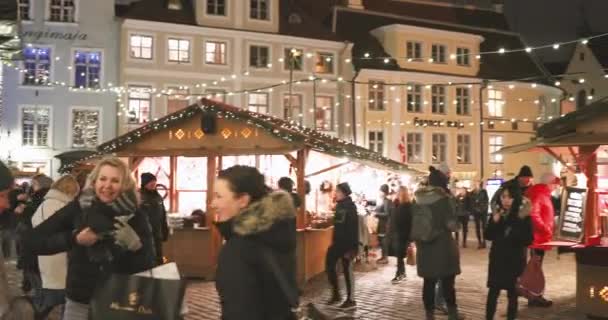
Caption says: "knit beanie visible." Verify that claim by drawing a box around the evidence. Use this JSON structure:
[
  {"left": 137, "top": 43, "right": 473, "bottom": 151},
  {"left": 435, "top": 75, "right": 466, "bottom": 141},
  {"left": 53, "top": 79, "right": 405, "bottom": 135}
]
[
  {"left": 336, "top": 182, "right": 352, "bottom": 196},
  {"left": 379, "top": 184, "right": 389, "bottom": 194},
  {"left": 140, "top": 172, "right": 157, "bottom": 189},
  {"left": 517, "top": 165, "right": 533, "bottom": 178},
  {"left": 0, "top": 161, "right": 13, "bottom": 191}
]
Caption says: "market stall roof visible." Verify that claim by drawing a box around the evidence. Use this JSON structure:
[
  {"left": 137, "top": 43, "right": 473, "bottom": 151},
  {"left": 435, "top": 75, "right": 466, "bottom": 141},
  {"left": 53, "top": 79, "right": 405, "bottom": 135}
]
[
  {"left": 537, "top": 97, "right": 608, "bottom": 138},
  {"left": 496, "top": 132, "right": 608, "bottom": 155},
  {"left": 0, "top": 1, "right": 20, "bottom": 60},
  {"left": 68, "top": 99, "right": 422, "bottom": 175},
  {"left": 55, "top": 149, "right": 97, "bottom": 173}
]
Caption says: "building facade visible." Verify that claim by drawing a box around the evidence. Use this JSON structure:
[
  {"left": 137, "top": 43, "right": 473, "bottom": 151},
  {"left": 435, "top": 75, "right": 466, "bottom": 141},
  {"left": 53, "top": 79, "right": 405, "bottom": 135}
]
[{"left": 0, "top": 0, "right": 120, "bottom": 177}]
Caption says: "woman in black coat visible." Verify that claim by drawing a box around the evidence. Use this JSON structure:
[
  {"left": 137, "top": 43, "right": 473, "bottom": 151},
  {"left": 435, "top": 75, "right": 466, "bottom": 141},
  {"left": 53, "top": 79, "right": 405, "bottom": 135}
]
[
  {"left": 484, "top": 183, "right": 534, "bottom": 320},
  {"left": 388, "top": 186, "right": 413, "bottom": 283},
  {"left": 23, "top": 157, "right": 156, "bottom": 320},
  {"left": 212, "top": 165, "right": 297, "bottom": 320}
]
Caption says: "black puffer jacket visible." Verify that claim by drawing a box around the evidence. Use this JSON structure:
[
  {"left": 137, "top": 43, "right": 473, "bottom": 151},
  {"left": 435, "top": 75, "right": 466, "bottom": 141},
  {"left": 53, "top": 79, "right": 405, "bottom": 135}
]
[
  {"left": 23, "top": 198, "right": 156, "bottom": 304},
  {"left": 387, "top": 202, "right": 413, "bottom": 257},
  {"left": 332, "top": 196, "right": 359, "bottom": 254},
  {"left": 16, "top": 188, "right": 49, "bottom": 272},
  {"left": 140, "top": 188, "right": 169, "bottom": 242},
  {"left": 215, "top": 191, "right": 297, "bottom": 320}
]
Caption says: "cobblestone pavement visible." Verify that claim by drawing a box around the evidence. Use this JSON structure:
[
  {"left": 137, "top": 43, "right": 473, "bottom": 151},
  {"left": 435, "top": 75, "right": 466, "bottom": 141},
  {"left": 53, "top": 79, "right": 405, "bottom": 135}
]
[{"left": 4, "top": 241, "right": 587, "bottom": 320}]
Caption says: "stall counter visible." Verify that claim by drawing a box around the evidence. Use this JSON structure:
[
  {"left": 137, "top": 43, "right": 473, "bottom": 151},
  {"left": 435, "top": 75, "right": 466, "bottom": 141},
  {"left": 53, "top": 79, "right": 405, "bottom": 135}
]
[
  {"left": 296, "top": 227, "right": 333, "bottom": 286},
  {"left": 163, "top": 227, "right": 215, "bottom": 279}
]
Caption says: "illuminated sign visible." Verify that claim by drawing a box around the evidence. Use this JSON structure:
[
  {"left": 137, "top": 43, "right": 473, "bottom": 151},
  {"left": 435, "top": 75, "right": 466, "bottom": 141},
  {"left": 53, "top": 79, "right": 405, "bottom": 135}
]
[
  {"left": 413, "top": 117, "right": 465, "bottom": 128},
  {"left": 558, "top": 187, "right": 587, "bottom": 242},
  {"left": 168, "top": 127, "right": 259, "bottom": 140}
]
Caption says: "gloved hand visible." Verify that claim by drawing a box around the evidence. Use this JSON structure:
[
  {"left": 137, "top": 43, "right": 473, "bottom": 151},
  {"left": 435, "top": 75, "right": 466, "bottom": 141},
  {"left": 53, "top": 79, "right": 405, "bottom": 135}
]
[{"left": 112, "top": 214, "right": 142, "bottom": 251}]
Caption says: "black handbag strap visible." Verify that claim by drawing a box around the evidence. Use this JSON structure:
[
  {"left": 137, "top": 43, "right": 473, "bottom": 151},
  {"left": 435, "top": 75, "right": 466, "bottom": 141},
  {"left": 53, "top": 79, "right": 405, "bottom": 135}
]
[{"left": 258, "top": 245, "right": 300, "bottom": 309}]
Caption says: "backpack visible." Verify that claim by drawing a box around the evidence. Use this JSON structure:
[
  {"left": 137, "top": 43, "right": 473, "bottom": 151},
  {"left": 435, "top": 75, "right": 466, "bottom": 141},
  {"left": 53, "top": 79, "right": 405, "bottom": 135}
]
[{"left": 409, "top": 203, "right": 439, "bottom": 242}]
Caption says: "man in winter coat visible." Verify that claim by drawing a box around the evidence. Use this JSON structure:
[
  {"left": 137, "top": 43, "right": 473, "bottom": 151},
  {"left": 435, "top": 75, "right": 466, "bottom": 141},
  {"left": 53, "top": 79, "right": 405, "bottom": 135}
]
[
  {"left": 140, "top": 173, "right": 169, "bottom": 266},
  {"left": 524, "top": 173, "right": 560, "bottom": 307},
  {"left": 491, "top": 165, "right": 534, "bottom": 212},
  {"left": 375, "top": 184, "right": 392, "bottom": 264},
  {"left": 470, "top": 181, "right": 489, "bottom": 249},
  {"left": 326, "top": 182, "right": 359, "bottom": 309}
]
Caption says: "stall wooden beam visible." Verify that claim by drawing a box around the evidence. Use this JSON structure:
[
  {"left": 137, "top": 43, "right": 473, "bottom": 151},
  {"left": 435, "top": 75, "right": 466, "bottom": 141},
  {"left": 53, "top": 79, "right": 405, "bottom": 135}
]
[
  {"left": 542, "top": 147, "right": 577, "bottom": 173},
  {"left": 296, "top": 149, "right": 308, "bottom": 229},
  {"left": 169, "top": 156, "right": 177, "bottom": 213},
  {"left": 284, "top": 154, "right": 298, "bottom": 167},
  {"left": 580, "top": 145, "right": 600, "bottom": 244},
  {"left": 208, "top": 155, "right": 221, "bottom": 274},
  {"left": 305, "top": 161, "right": 351, "bottom": 178},
  {"left": 129, "top": 157, "right": 144, "bottom": 172}
]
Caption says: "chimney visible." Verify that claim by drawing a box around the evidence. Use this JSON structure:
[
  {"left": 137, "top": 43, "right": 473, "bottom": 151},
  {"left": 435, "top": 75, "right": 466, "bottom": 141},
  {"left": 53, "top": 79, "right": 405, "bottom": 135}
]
[{"left": 346, "top": 0, "right": 364, "bottom": 10}]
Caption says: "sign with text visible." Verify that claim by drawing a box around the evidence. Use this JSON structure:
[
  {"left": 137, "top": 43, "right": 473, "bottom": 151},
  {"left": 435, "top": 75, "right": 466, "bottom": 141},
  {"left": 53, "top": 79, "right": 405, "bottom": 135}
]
[{"left": 558, "top": 187, "right": 587, "bottom": 242}]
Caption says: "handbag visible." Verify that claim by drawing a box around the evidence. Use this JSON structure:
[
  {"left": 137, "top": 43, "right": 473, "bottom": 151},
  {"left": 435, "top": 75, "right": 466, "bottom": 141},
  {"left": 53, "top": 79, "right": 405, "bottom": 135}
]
[
  {"left": 90, "top": 263, "right": 186, "bottom": 320},
  {"left": 406, "top": 243, "right": 416, "bottom": 266},
  {"left": 517, "top": 253, "right": 545, "bottom": 299}
]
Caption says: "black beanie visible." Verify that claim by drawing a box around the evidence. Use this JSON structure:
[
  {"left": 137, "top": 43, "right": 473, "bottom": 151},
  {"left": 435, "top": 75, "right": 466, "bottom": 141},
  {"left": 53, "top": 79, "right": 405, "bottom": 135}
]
[
  {"left": 0, "top": 161, "right": 13, "bottom": 191},
  {"left": 380, "top": 184, "right": 389, "bottom": 194},
  {"left": 140, "top": 172, "right": 157, "bottom": 189},
  {"left": 336, "top": 182, "right": 352, "bottom": 196},
  {"left": 517, "top": 165, "right": 533, "bottom": 178}
]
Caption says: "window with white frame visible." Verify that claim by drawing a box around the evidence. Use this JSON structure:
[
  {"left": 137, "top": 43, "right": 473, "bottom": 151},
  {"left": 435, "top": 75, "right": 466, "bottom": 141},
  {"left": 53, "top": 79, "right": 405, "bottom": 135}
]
[
  {"left": 205, "top": 41, "right": 227, "bottom": 65},
  {"left": 248, "top": 93, "right": 269, "bottom": 114},
  {"left": 315, "top": 96, "right": 334, "bottom": 131},
  {"left": 489, "top": 135, "right": 504, "bottom": 163},
  {"left": 456, "top": 47, "right": 470, "bottom": 66},
  {"left": 368, "top": 80, "right": 385, "bottom": 111},
  {"left": 407, "top": 133, "right": 422, "bottom": 163},
  {"left": 250, "top": 0, "right": 269, "bottom": 20},
  {"left": 166, "top": 86, "right": 190, "bottom": 114},
  {"left": 407, "top": 84, "right": 422, "bottom": 113},
  {"left": 49, "top": 0, "right": 75, "bottom": 23},
  {"left": 249, "top": 45, "right": 269, "bottom": 68},
  {"left": 167, "top": 0, "right": 182, "bottom": 10},
  {"left": 457, "top": 134, "right": 471, "bottom": 164},
  {"left": 71, "top": 109, "right": 99, "bottom": 148},
  {"left": 283, "top": 94, "right": 302, "bottom": 123},
  {"left": 168, "top": 38, "right": 190, "bottom": 63},
  {"left": 368, "top": 131, "right": 384, "bottom": 154},
  {"left": 284, "top": 48, "right": 303, "bottom": 71},
  {"left": 406, "top": 41, "right": 422, "bottom": 61},
  {"left": 22, "top": 106, "right": 50, "bottom": 147},
  {"left": 74, "top": 50, "right": 101, "bottom": 89},
  {"left": 130, "top": 35, "right": 153, "bottom": 60},
  {"left": 207, "top": 0, "right": 226, "bottom": 15},
  {"left": 431, "top": 44, "right": 446, "bottom": 63},
  {"left": 127, "top": 86, "right": 152, "bottom": 124},
  {"left": 205, "top": 89, "right": 226, "bottom": 102},
  {"left": 487, "top": 89, "right": 505, "bottom": 117},
  {"left": 22, "top": 47, "right": 51, "bottom": 86},
  {"left": 18, "top": 0, "right": 30, "bottom": 20},
  {"left": 432, "top": 133, "right": 447, "bottom": 164},
  {"left": 314, "top": 52, "right": 334, "bottom": 74},
  {"left": 431, "top": 85, "right": 446, "bottom": 114},
  {"left": 456, "top": 87, "right": 470, "bottom": 115}
]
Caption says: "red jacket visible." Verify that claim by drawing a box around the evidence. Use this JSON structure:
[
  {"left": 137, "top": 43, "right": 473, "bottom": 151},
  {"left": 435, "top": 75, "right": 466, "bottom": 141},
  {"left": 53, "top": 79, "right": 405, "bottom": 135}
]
[{"left": 525, "top": 184, "right": 555, "bottom": 250}]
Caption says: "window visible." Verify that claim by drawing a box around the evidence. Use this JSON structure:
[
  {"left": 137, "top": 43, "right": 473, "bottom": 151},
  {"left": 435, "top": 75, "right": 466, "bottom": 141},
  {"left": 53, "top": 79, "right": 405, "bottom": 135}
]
[
  {"left": 407, "top": 133, "right": 422, "bottom": 163},
  {"left": 511, "top": 121, "right": 518, "bottom": 130},
  {"left": 250, "top": 0, "right": 269, "bottom": 20},
  {"left": 205, "top": 89, "right": 226, "bottom": 103},
  {"left": 18, "top": 0, "right": 30, "bottom": 20},
  {"left": 489, "top": 135, "right": 504, "bottom": 163},
  {"left": 130, "top": 35, "right": 153, "bottom": 60},
  {"left": 315, "top": 96, "right": 334, "bottom": 131},
  {"left": 431, "top": 44, "right": 446, "bottom": 63},
  {"left": 22, "top": 106, "right": 50, "bottom": 147},
  {"left": 431, "top": 85, "right": 446, "bottom": 114},
  {"left": 284, "top": 48, "right": 303, "bottom": 71},
  {"left": 166, "top": 86, "right": 190, "bottom": 114},
  {"left": 432, "top": 133, "right": 447, "bottom": 164},
  {"left": 167, "top": 0, "right": 182, "bottom": 10},
  {"left": 315, "top": 52, "right": 334, "bottom": 74},
  {"left": 49, "top": 0, "right": 75, "bottom": 22},
  {"left": 579, "top": 52, "right": 585, "bottom": 61},
  {"left": 283, "top": 94, "right": 302, "bottom": 123},
  {"left": 456, "top": 47, "right": 470, "bottom": 66},
  {"left": 205, "top": 41, "right": 226, "bottom": 65},
  {"left": 368, "top": 131, "right": 384, "bottom": 154},
  {"left": 368, "top": 80, "right": 385, "bottom": 111},
  {"left": 168, "top": 38, "right": 190, "bottom": 63},
  {"left": 488, "top": 122, "right": 495, "bottom": 130},
  {"left": 249, "top": 45, "right": 269, "bottom": 68},
  {"left": 207, "top": 0, "right": 226, "bottom": 15},
  {"left": 457, "top": 134, "right": 471, "bottom": 164},
  {"left": 22, "top": 47, "right": 51, "bottom": 86},
  {"left": 71, "top": 109, "right": 99, "bottom": 148},
  {"left": 74, "top": 50, "right": 101, "bottom": 89},
  {"left": 456, "top": 88, "right": 470, "bottom": 115},
  {"left": 407, "top": 84, "right": 422, "bottom": 112},
  {"left": 407, "top": 41, "right": 422, "bottom": 61},
  {"left": 487, "top": 89, "right": 504, "bottom": 117},
  {"left": 577, "top": 90, "right": 586, "bottom": 110},
  {"left": 127, "top": 86, "right": 152, "bottom": 124},
  {"left": 248, "top": 93, "right": 269, "bottom": 114}
]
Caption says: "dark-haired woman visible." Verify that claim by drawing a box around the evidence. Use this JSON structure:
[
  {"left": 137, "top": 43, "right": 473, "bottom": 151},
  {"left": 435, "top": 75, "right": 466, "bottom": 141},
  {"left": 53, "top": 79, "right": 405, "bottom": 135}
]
[
  {"left": 212, "top": 165, "right": 297, "bottom": 320},
  {"left": 485, "top": 185, "right": 534, "bottom": 320}
]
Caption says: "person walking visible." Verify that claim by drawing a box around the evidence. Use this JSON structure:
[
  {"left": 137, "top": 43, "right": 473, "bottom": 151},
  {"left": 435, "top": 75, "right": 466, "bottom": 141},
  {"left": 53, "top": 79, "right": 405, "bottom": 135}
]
[
  {"left": 388, "top": 186, "right": 413, "bottom": 284},
  {"left": 491, "top": 165, "right": 534, "bottom": 212},
  {"left": 454, "top": 189, "right": 470, "bottom": 248},
  {"left": 326, "top": 182, "right": 359, "bottom": 309},
  {"left": 140, "top": 172, "right": 169, "bottom": 266},
  {"left": 375, "top": 184, "right": 392, "bottom": 264},
  {"left": 23, "top": 157, "right": 156, "bottom": 320},
  {"left": 485, "top": 183, "right": 534, "bottom": 320},
  {"left": 212, "top": 165, "right": 298, "bottom": 320},
  {"left": 470, "top": 181, "right": 489, "bottom": 249}
]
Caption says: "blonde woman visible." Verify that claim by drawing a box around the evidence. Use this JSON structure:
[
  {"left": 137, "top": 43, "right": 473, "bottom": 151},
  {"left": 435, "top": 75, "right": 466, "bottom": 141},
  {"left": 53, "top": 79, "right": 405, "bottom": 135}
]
[{"left": 24, "top": 157, "right": 155, "bottom": 320}]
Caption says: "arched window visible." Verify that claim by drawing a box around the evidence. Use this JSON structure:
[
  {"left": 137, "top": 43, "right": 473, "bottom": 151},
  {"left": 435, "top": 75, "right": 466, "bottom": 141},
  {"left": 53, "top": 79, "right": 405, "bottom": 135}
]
[{"left": 577, "top": 90, "right": 587, "bottom": 110}]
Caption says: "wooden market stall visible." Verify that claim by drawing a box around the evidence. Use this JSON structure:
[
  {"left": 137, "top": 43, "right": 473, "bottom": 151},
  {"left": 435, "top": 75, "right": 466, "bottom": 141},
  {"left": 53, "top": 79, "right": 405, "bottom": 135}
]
[
  {"left": 67, "top": 98, "right": 420, "bottom": 284},
  {"left": 498, "top": 97, "right": 608, "bottom": 319}
]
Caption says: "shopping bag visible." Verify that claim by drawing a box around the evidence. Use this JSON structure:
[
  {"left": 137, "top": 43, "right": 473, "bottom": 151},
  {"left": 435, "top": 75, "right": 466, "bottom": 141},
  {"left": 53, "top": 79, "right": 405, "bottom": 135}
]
[
  {"left": 90, "top": 263, "right": 186, "bottom": 320},
  {"left": 516, "top": 254, "right": 545, "bottom": 299},
  {"left": 406, "top": 243, "right": 416, "bottom": 266}
]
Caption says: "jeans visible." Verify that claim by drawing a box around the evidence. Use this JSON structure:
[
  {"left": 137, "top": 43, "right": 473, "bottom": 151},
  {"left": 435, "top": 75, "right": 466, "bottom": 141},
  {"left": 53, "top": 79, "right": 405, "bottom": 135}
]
[
  {"left": 396, "top": 247, "right": 406, "bottom": 276},
  {"left": 474, "top": 212, "right": 488, "bottom": 245},
  {"left": 0, "top": 229, "right": 14, "bottom": 258},
  {"left": 423, "top": 275, "right": 456, "bottom": 311},
  {"left": 454, "top": 216, "right": 469, "bottom": 246},
  {"left": 34, "top": 288, "right": 65, "bottom": 320},
  {"left": 486, "top": 287, "right": 518, "bottom": 320},
  {"left": 326, "top": 246, "right": 355, "bottom": 300},
  {"left": 378, "top": 235, "right": 388, "bottom": 258}
]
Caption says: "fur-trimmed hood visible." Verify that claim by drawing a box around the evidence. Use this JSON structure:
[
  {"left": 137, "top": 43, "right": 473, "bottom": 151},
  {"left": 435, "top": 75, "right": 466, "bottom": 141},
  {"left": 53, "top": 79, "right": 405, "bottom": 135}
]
[{"left": 233, "top": 191, "right": 296, "bottom": 236}]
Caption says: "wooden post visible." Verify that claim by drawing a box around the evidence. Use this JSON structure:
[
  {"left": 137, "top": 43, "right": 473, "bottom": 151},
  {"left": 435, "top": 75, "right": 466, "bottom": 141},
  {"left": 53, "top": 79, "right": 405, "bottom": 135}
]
[
  {"left": 581, "top": 145, "right": 600, "bottom": 244},
  {"left": 207, "top": 155, "right": 222, "bottom": 269},
  {"left": 169, "top": 156, "right": 177, "bottom": 213},
  {"left": 296, "top": 148, "right": 308, "bottom": 229}
]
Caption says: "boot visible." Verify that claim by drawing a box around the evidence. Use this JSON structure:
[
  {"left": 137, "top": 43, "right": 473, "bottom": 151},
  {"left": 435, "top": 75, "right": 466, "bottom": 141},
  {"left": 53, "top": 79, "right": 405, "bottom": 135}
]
[
  {"left": 448, "top": 305, "right": 465, "bottom": 320},
  {"left": 425, "top": 310, "right": 435, "bottom": 320},
  {"left": 326, "top": 291, "right": 341, "bottom": 305}
]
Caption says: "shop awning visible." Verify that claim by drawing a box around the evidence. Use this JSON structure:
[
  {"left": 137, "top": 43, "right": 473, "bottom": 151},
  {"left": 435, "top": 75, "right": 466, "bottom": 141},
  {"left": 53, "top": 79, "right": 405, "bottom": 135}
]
[{"left": 496, "top": 132, "right": 608, "bottom": 155}]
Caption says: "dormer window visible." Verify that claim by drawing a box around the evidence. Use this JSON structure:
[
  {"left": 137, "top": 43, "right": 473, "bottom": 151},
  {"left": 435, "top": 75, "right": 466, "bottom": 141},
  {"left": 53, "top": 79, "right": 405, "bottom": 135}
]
[
  {"left": 168, "top": 0, "right": 182, "bottom": 10},
  {"left": 207, "top": 0, "right": 226, "bottom": 16},
  {"left": 49, "top": 0, "right": 76, "bottom": 23},
  {"left": 250, "top": 0, "right": 269, "bottom": 21}
]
